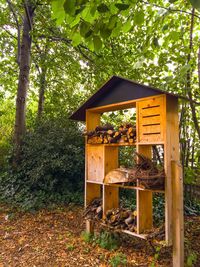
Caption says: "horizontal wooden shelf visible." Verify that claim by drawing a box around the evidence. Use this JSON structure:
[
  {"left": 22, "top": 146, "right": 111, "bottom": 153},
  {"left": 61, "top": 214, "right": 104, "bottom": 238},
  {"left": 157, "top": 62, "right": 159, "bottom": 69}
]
[
  {"left": 121, "top": 230, "right": 148, "bottom": 239},
  {"left": 86, "top": 180, "right": 165, "bottom": 193},
  {"left": 100, "top": 222, "right": 148, "bottom": 239},
  {"left": 86, "top": 143, "right": 136, "bottom": 147},
  {"left": 104, "top": 183, "right": 165, "bottom": 193},
  {"left": 86, "top": 141, "right": 165, "bottom": 146},
  {"left": 86, "top": 180, "right": 103, "bottom": 184}
]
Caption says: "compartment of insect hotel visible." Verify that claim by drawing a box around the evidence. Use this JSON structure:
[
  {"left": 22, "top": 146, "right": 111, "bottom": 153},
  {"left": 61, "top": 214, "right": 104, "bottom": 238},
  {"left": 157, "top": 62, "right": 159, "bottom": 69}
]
[{"left": 70, "top": 76, "right": 184, "bottom": 265}]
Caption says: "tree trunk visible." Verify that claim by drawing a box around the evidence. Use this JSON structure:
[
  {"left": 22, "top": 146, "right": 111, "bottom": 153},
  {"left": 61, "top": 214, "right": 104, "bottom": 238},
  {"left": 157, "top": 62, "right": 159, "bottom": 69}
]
[
  {"left": 37, "top": 66, "right": 47, "bottom": 118},
  {"left": 186, "top": 8, "right": 200, "bottom": 140},
  {"left": 13, "top": 2, "right": 35, "bottom": 165}
]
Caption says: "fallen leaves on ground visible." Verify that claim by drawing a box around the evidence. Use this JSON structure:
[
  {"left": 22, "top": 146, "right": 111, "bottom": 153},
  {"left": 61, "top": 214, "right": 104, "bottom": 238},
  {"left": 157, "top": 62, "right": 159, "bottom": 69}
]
[{"left": 0, "top": 204, "right": 199, "bottom": 266}]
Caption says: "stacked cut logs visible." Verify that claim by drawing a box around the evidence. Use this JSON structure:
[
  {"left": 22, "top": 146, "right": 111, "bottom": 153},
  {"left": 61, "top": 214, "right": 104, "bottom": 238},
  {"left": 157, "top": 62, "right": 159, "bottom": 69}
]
[
  {"left": 104, "top": 208, "right": 137, "bottom": 232},
  {"left": 83, "top": 198, "right": 137, "bottom": 232},
  {"left": 84, "top": 123, "right": 136, "bottom": 144},
  {"left": 83, "top": 198, "right": 103, "bottom": 220}
]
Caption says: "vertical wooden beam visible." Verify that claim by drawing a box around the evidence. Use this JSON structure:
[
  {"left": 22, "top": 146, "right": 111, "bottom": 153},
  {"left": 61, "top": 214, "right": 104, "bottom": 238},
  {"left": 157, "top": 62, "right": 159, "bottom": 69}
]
[
  {"left": 164, "top": 96, "right": 179, "bottom": 245},
  {"left": 85, "top": 110, "right": 101, "bottom": 233},
  {"left": 103, "top": 185, "right": 119, "bottom": 218},
  {"left": 136, "top": 144, "right": 153, "bottom": 233},
  {"left": 171, "top": 161, "right": 184, "bottom": 267}
]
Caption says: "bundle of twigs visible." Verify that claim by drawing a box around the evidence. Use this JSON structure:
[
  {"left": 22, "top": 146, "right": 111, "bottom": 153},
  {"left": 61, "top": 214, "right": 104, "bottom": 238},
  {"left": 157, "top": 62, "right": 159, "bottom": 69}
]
[{"left": 134, "top": 152, "right": 165, "bottom": 190}]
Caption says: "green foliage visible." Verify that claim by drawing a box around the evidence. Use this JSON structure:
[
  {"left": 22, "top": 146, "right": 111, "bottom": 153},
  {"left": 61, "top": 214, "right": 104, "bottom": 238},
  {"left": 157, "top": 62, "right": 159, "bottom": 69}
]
[
  {"left": 0, "top": 118, "right": 84, "bottom": 210},
  {"left": 150, "top": 246, "right": 161, "bottom": 267},
  {"left": 81, "top": 231, "right": 94, "bottom": 243},
  {"left": 81, "top": 230, "right": 119, "bottom": 250},
  {"left": 95, "top": 231, "right": 119, "bottom": 250},
  {"left": 109, "top": 253, "right": 127, "bottom": 267},
  {"left": 186, "top": 251, "right": 197, "bottom": 266},
  {"left": 189, "top": 0, "right": 200, "bottom": 11}
]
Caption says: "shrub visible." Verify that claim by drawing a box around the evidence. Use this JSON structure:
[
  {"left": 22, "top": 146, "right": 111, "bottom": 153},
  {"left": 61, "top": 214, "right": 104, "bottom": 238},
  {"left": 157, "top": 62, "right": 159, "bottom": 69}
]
[{"left": 0, "top": 118, "right": 84, "bottom": 210}]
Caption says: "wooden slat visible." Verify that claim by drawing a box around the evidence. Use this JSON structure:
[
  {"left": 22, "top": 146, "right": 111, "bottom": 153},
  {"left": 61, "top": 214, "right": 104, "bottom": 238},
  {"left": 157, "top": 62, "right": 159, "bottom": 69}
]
[
  {"left": 164, "top": 96, "right": 179, "bottom": 245},
  {"left": 103, "top": 185, "right": 119, "bottom": 218},
  {"left": 87, "top": 145, "right": 104, "bottom": 182},
  {"left": 171, "top": 161, "right": 184, "bottom": 267},
  {"left": 138, "top": 96, "right": 165, "bottom": 143},
  {"left": 104, "top": 146, "right": 118, "bottom": 176},
  {"left": 136, "top": 145, "right": 153, "bottom": 233},
  {"left": 85, "top": 183, "right": 101, "bottom": 206},
  {"left": 141, "top": 124, "right": 161, "bottom": 134}
]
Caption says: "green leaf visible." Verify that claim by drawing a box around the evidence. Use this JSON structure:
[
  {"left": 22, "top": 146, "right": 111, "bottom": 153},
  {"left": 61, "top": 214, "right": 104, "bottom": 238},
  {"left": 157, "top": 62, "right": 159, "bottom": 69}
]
[
  {"left": 72, "top": 32, "right": 82, "bottom": 46},
  {"left": 80, "top": 21, "right": 90, "bottom": 37},
  {"left": 122, "top": 18, "right": 132, "bottom": 33},
  {"left": 63, "top": 0, "right": 75, "bottom": 16},
  {"left": 70, "top": 15, "right": 80, "bottom": 27},
  {"left": 81, "top": 6, "right": 96, "bottom": 23},
  {"left": 189, "top": 0, "right": 200, "bottom": 11},
  {"left": 134, "top": 11, "right": 144, "bottom": 25},
  {"left": 115, "top": 3, "right": 130, "bottom": 11},
  {"left": 162, "top": 24, "right": 168, "bottom": 31},
  {"left": 97, "top": 4, "right": 109, "bottom": 13},
  {"left": 111, "top": 21, "right": 122, "bottom": 37},
  {"left": 108, "top": 15, "right": 118, "bottom": 30},
  {"left": 153, "top": 37, "right": 159, "bottom": 47},
  {"left": 169, "top": 31, "right": 180, "bottom": 41},
  {"left": 93, "top": 36, "right": 102, "bottom": 51},
  {"left": 100, "top": 25, "right": 112, "bottom": 39},
  {"left": 51, "top": 0, "right": 65, "bottom": 24}
]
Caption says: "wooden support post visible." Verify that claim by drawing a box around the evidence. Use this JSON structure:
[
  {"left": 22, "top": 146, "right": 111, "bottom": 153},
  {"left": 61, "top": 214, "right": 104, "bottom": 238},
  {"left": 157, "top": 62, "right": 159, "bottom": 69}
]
[
  {"left": 171, "top": 161, "right": 184, "bottom": 267},
  {"left": 103, "top": 185, "right": 119, "bottom": 218},
  {"left": 136, "top": 145, "right": 153, "bottom": 233}
]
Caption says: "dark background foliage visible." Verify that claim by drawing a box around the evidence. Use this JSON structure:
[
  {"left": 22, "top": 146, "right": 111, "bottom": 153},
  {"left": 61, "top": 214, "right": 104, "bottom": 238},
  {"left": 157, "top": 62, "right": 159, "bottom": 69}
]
[{"left": 0, "top": 118, "right": 84, "bottom": 210}]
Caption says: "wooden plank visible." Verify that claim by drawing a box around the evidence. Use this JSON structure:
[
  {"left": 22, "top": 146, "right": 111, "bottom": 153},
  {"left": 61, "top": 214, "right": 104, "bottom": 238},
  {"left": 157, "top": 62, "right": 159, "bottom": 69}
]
[
  {"left": 164, "top": 95, "right": 179, "bottom": 245},
  {"left": 141, "top": 124, "right": 161, "bottom": 134},
  {"left": 171, "top": 161, "right": 184, "bottom": 267},
  {"left": 86, "top": 110, "right": 100, "bottom": 131},
  {"left": 87, "top": 145, "right": 105, "bottom": 182},
  {"left": 138, "top": 96, "right": 165, "bottom": 143},
  {"left": 104, "top": 146, "right": 118, "bottom": 176},
  {"left": 103, "top": 185, "right": 119, "bottom": 218},
  {"left": 136, "top": 145, "right": 153, "bottom": 233},
  {"left": 85, "top": 183, "right": 101, "bottom": 207}
]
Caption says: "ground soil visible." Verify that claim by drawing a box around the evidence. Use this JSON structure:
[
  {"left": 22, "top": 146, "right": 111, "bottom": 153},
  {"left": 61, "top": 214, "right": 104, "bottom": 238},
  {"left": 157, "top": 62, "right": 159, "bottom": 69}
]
[{"left": 0, "top": 204, "right": 199, "bottom": 267}]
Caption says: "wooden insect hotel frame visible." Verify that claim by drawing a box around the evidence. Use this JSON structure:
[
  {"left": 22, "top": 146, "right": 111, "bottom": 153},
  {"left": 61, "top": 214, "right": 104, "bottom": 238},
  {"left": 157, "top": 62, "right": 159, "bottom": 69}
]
[{"left": 70, "top": 76, "right": 184, "bottom": 266}]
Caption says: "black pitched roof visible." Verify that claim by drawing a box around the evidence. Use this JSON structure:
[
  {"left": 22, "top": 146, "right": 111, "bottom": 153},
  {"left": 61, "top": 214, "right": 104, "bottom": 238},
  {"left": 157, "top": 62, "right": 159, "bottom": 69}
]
[{"left": 70, "top": 75, "right": 187, "bottom": 121}]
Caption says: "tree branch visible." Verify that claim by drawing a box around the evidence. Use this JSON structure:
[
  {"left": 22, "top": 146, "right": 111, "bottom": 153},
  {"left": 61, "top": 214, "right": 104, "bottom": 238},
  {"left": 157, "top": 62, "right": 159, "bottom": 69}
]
[
  {"left": 6, "top": 0, "right": 21, "bottom": 65},
  {"left": 141, "top": 0, "right": 200, "bottom": 20}
]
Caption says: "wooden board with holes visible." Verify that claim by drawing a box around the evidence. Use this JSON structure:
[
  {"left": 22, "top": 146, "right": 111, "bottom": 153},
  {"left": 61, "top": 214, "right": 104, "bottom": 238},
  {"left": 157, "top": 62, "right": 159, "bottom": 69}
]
[{"left": 137, "top": 96, "right": 165, "bottom": 143}]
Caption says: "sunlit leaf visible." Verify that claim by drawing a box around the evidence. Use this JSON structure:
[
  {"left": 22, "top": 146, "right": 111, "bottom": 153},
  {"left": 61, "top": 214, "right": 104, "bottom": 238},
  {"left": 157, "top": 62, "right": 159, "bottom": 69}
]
[
  {"left": 93, "top": 36, "right": 102, "bottom": 51},
  {"left": 122, "top": 18, "right": 132, "bottom": 33},
  {"left": 134, "top": 11, "right": 144, "bottom": 25}
]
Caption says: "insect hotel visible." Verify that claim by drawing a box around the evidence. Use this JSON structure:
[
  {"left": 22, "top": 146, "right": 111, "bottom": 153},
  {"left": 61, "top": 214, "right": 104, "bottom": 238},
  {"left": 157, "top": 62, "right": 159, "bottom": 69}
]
[{"left": 70, "top": 76, "right": 184, "bottom": 266}]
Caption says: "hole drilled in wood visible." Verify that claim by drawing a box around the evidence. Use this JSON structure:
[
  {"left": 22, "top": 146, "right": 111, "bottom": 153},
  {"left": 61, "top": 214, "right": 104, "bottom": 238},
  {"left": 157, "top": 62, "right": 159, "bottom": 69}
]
[
  {"left": 142, "top": 105, "right": 160, "bottom": 110},
  {"left": 142, "top": 114, "right": 160, "bottom": 118},
  {"left": 143, "top": 132, "right": 161, "bottom": 135},
  {"left": 142, "top": 123, "right": 160, "bottom": 127}
]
